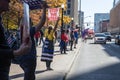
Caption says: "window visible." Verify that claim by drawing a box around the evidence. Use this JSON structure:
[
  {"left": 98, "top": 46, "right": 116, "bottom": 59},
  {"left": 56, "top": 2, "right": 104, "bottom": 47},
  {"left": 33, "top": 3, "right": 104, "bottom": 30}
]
[
  {"left": 67, "top": 0, "right": 71, "bottom": 2},
  {"left": 64, "top": 11, "right": 66, "bottom": 15},
  {"left": 67, "top": 10, "right": 71, "bottom": 15},
  {"left": 67, "top": 4, "right": 71, "bottom": 8}
]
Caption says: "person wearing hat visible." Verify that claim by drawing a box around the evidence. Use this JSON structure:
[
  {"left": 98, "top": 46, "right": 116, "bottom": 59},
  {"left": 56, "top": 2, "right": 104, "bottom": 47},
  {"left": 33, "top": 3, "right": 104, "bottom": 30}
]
[{"left": 0, "top": 0, "right": 31, "bottom": 80}]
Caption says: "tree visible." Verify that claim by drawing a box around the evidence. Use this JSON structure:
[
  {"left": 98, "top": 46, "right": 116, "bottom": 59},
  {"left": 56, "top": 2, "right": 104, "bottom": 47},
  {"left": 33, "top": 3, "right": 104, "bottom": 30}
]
[
  {"left": 2, "top": 0, "right": 23, "bottom": 30},
  {"left": 2, "top": 0, "right": 68, "bottom": 30}
]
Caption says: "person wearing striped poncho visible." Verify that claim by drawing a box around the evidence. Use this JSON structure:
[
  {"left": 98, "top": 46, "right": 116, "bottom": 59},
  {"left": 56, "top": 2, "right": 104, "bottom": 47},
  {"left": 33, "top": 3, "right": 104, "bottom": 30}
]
[{"left": 41, "top": 19, "right": 59, "bottom": 70}]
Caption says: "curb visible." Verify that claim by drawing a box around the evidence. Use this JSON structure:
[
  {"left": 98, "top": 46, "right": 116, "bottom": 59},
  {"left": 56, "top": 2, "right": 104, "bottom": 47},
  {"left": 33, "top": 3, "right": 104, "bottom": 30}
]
[{"left": 63, "top": 39, "right": 81, "bottom": 80}]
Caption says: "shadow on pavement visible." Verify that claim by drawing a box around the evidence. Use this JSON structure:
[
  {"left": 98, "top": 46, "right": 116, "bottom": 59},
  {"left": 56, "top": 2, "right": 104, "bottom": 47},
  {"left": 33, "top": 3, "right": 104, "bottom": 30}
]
[
  {"left": 54, "top": 50, "right": 60, "bottom": 53},
  {"left": 101, "top": 43, "right": 120, "bottom": 59},
  {"left": 35, "top": 70, "right": 48, "bottom": 74},
  {"left": 10, "top": 70, "right": 47, "bottom": 79},
  {"left": 9, "top": 73, "right": 24, "bottom": 79},
  {"left": 89, "top": 41, "right": 120, "bottom": 59},
  {"left": 67, "top": 63, "right": 120, "bottom": 80}
]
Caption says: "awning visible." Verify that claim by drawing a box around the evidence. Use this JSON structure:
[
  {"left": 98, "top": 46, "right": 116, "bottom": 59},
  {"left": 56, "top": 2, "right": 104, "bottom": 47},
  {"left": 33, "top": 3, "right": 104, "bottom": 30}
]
[{"left": 20, "top": 0, "right": 48, "bottom": 10}]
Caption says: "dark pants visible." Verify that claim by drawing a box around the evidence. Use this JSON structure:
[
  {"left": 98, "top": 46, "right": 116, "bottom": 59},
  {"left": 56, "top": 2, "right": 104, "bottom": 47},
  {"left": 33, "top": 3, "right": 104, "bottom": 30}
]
[
  {"left": 0, "top": 66, "right": 10, "bottom": 80},
  {"left": 35, "top": 38, "right": 38, "bottom": 46},
  {"left": 39, "top": 37, "right": 44, "bottom": 45},
  {"left": 46, "top": 61, "right": 51, "bottom": 68},
  {"left": 20, "top": 59, "right": 36, "bottom": 80},
  {"left": 60, "top": 40, "right": 67, "bottom": 53},
  {"left": 70, "top": 40, "right": 74, "bottom": 50}
]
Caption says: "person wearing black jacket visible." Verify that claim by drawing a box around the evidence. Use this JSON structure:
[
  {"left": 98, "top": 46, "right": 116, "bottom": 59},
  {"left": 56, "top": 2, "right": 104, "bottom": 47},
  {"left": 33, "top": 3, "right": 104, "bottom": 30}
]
[
  {"left": 0, "top": 0, "right": 31, "bottom": 80},
  {"left": 19, "top": 3, "right": 47, "bottom": 80}
]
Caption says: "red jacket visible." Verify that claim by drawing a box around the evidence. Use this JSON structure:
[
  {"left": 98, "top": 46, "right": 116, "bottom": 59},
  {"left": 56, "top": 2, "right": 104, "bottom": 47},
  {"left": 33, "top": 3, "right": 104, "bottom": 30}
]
[
  {"left": 61, "top": 33, "right": 68, "bottom": 42},
  {"left": 34, "top": 32, "right": 40, "bottom": 38}
]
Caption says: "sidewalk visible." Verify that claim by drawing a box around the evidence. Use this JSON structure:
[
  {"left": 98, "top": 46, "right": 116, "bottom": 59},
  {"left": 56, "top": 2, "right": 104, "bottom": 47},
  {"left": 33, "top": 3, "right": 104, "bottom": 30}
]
[{"left": 9, "top": 39, "right": 81, "bottom": 80}]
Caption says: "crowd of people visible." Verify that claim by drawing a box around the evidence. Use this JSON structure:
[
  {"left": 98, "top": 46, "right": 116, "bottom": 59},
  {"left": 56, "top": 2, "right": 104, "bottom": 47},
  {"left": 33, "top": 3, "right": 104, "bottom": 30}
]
[
  {"left": 0, "top": 0, "right": 79, "bottom": 80},
  {"left": 34, "top": 28, "right": 79, "bottom": 53}
]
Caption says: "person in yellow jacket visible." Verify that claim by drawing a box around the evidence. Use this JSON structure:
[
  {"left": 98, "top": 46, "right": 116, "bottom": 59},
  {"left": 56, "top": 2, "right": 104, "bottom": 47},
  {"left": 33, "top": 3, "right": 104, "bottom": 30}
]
[
  {"left": 41, "top": 19, "right": 59, "bottom": 70},
  {"left": 44, "top": 26, "right": 55, "bottom": 41}
]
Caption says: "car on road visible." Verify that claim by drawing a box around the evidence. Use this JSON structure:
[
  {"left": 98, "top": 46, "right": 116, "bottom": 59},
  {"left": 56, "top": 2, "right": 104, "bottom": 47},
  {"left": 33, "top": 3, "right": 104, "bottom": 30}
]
[
  {"left": 104, "top": 32, "right": 112, "bottom": 41},
  {"left": 115, "top": 35, "right": 120, "bottom": 45},
  {"left": 94, "top": 33, "right": 106, "bottom": 44}
]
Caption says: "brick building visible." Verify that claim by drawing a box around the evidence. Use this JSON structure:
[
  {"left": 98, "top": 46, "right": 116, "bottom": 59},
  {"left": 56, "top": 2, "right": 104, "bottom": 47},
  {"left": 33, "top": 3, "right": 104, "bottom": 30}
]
[{"left": 109, "top": 0, "right": 120, "bottom": 34}]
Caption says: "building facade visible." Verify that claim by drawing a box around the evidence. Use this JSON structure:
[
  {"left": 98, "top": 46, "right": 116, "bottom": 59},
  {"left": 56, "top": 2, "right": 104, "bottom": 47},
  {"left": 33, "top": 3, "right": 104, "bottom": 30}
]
[
  {"left": 64, "top": 0, "right": 79, "bottom": 27},
  {"left": 94, "top": 13, "right": 110, "bottom": 33},
  {"left": 109, "top": 0, "right": 120, "bottom": 34},
  {"left": 80, "top": 11, "right": 84, "bottom": 30},
  {"left": 99, "top": 20, "right": 109, "bottom": 32}
]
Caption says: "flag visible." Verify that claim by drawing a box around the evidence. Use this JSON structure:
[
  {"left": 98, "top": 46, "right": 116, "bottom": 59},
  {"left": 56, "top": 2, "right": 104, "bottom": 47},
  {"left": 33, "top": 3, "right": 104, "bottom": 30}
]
[{"left": 6, "top": 35, "right": 16, "bottom": 48}]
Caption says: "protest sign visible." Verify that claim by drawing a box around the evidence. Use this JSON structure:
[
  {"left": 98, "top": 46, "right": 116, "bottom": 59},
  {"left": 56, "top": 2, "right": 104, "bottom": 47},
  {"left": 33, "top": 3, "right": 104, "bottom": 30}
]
[{"left": 48, "top": 8, "right": 59, "bottom": 21}]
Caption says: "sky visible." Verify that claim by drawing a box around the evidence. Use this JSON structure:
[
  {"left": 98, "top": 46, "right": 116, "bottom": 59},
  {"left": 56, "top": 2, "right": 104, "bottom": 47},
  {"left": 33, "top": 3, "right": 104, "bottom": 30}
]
[{"left": 79, "top": 0, "right": 114, "bottom": 25}]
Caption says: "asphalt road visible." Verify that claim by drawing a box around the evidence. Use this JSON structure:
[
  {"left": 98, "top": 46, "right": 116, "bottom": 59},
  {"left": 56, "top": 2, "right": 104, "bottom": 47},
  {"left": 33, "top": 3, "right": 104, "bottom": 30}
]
[{"left": 65, "top": 39, "right": 120, "bottom": 80}]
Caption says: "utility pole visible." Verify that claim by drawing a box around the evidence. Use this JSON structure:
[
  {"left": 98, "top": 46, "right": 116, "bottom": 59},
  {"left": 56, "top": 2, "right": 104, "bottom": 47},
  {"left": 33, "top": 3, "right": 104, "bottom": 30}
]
[
  {"left": 61, "top": 4, "right": 64, "bottom": 31},
  {"left": 113, "top": 0, "right": 116, "bottom": 7},
  {"left": 78, "top": 0, "right": 81, "bottom": 36}
]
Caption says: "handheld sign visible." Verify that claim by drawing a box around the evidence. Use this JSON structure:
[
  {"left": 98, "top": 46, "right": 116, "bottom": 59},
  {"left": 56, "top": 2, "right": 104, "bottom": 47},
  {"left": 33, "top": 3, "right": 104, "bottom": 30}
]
[
  {"left": 20, "top": 2, "right": 30, "bottom": 44},
  {"left": 23, "top": 2, "right": 30, "bottom": 44}
]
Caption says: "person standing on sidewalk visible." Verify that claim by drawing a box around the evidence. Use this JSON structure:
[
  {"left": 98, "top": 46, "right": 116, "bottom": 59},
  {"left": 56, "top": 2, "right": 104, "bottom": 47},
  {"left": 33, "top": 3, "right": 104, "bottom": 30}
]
[
  {"left": 19, "top": 2, "right": 47, "bottom": 80},
  {"left": 66, "top": 29, "right": 70, "bottom": 50},
  {"left": 41, "top": 19, "right": 59, "bottom": 70},
  {"left": 39, "top": 29, "right": 44, "bottom": 45},
  {"left": 0, "top": 0, "right": 31, "bottom": 80},
  {"left": 74, "top": 29, "right": 78, "bottom": 48},
  {"left": 60, "top": 29, "right": 69, "bottom": 54},
  {"left": 70, "top": 30, "right": 75, "bottom": 50}
]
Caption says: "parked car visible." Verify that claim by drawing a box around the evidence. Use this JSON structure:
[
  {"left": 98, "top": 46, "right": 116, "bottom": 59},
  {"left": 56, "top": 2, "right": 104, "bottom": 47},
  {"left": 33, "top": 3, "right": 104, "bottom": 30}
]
[
  {"left": 94, "top": 33, "right": 106, "bottom": 44},
  {"left": 115, "top": 35, "right": 120, "bottom": 45},
  {"left": 104, "top": 32, "right": 112, "bottom": 41}
]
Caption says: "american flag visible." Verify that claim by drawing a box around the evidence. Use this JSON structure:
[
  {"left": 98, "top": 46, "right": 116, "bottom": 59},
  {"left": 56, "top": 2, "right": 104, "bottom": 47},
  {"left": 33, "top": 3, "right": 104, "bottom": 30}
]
[
  {"left": 20, "top": 0, "right": 48, "bottom": 10},
  {"left": 6, "top": 35, "right": 16, "bottom": 48}
]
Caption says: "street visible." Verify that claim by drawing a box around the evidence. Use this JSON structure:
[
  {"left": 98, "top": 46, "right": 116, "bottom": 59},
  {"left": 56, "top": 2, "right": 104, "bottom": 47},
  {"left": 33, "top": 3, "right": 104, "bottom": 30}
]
[{"left": 66, "top": 39, "right": 120, "bottom": 80}]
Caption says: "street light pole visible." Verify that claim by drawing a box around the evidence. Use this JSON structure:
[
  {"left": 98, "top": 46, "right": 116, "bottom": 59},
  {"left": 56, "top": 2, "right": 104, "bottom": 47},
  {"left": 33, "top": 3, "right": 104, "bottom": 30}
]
[
  {"left": 71, "top": 18, "right": 74, "bottom": 30},
  {"left": 79, "top": 0, "right": 82, "bottom": 36},
  {"left": 61, "top": 4, "right": 64, "bottom": 31}
]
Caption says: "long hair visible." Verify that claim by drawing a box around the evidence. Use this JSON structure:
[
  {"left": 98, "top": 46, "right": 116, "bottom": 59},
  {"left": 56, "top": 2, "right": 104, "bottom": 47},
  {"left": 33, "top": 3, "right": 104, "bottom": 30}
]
[{"left": 48, "top": 25, "right": 53, "bottom": 34}]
